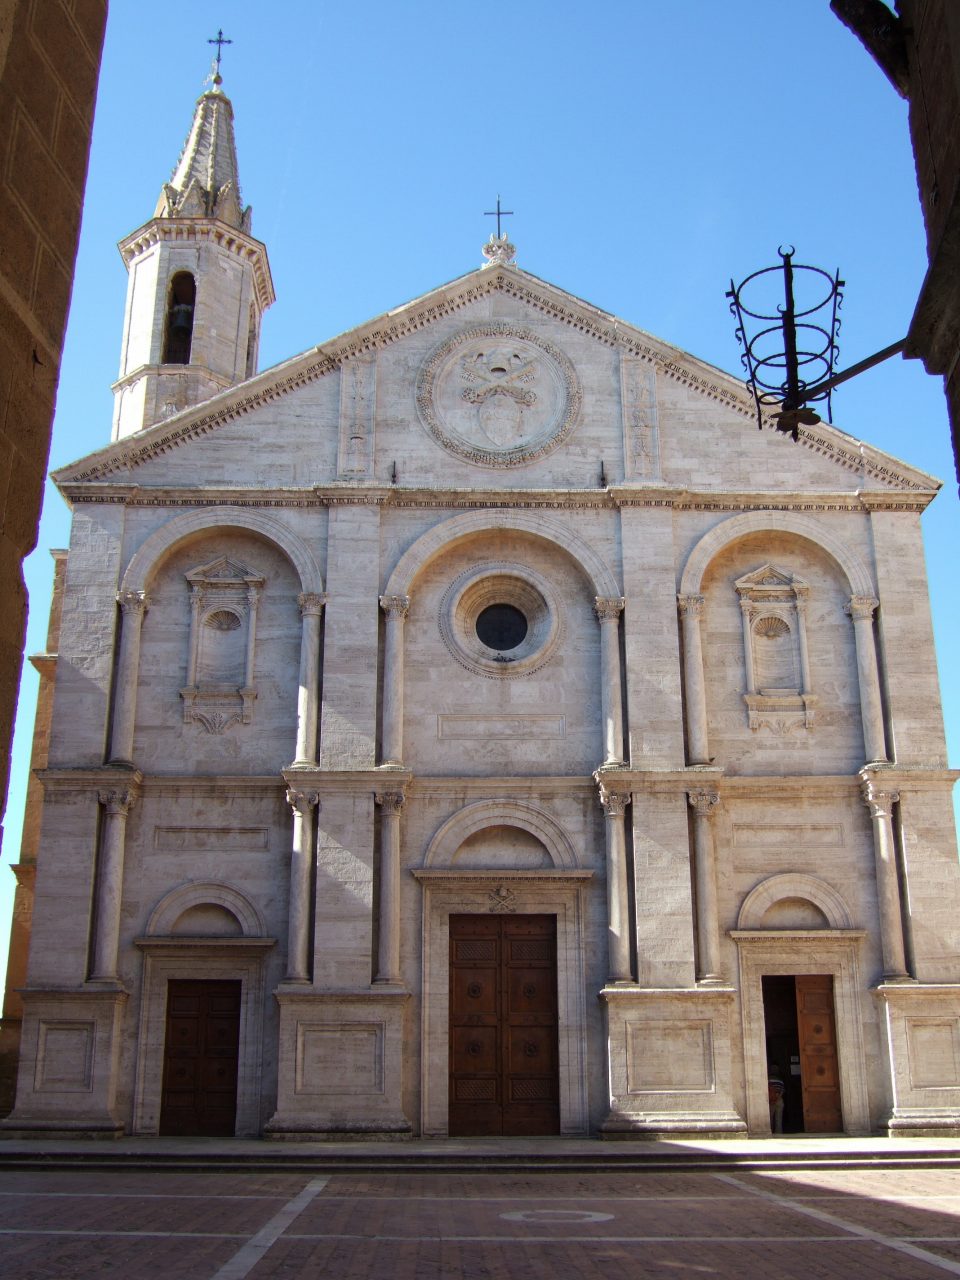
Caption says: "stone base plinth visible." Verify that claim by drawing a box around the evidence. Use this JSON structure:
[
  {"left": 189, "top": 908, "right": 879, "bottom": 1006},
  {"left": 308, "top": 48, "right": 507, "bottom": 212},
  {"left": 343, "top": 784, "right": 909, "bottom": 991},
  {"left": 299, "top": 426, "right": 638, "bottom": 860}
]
[
  {"left": 601, "top": 984, "right": 746, "bottom": 1138},
  {"left": 1, "top": 988, "right": 127, "bottom": 1136},
  {"left": 876, "top": 982, "right": 960, "bottom": 1137},
  {"left": 264, "top": 986, "right": 411, "bottom": 1138}
]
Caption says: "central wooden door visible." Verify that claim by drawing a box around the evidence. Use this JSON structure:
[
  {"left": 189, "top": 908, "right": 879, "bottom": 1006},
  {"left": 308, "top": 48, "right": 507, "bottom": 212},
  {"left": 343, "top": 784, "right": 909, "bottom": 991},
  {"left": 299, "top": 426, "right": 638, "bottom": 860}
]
[
  {"left": 449, "top": 914, "right": 560, "bottom": 1136},
  {"left": 159, "top": 980, "right": 241, "bottom": 1136},
  {"left": 795, "top": 974, "right": 843, "bottom": 1133}
]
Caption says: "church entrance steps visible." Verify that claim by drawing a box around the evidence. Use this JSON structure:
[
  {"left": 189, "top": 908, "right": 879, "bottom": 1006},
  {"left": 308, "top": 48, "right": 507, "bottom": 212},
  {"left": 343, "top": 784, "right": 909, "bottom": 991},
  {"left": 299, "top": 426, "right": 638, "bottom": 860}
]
[{"left": 1, "top": 1136, "right": 960, "bottom": 1175}]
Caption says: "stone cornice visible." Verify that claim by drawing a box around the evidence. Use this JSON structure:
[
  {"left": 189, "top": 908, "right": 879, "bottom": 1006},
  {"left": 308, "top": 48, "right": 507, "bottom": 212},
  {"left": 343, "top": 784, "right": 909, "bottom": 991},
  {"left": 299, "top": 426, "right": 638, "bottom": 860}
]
[
  {"left": 38, "top": 766, "right": 143, "bottom": 794},
  {"left": 52, "top": 264, "right": 938, "bottom": 495},
  {"left": 56, "top": 481, "right": 937, "bottom": 516},
  {"left": 117, "top": 216, "right": 275, "bottom": 312},
  {"left": 412, "top": 869, "right": 594, "bottom": 883}
]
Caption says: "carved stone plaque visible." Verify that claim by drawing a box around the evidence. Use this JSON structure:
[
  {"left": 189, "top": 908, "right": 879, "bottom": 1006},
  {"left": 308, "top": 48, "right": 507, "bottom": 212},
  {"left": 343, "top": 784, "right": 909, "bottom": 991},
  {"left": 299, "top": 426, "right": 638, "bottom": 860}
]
[{"left": 416, "top": 322, "right": 581, "bottom": 467}]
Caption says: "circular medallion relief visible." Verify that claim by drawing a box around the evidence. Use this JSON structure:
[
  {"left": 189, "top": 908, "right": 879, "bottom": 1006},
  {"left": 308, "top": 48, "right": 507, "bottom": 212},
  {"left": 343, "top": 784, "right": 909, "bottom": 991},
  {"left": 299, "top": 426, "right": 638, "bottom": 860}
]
[
  {"left": 416, "top": 322, "right": 581, "bottom": 467},
  {"left": 439, "top": 562, "right": 562, "bottom": 678}
]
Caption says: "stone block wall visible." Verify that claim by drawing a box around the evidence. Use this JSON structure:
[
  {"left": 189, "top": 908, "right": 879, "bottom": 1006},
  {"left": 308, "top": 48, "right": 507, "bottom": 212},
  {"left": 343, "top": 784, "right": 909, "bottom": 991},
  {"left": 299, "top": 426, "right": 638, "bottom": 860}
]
[{"left": 0, "top": 0, "right": 106, "bottom": 844}]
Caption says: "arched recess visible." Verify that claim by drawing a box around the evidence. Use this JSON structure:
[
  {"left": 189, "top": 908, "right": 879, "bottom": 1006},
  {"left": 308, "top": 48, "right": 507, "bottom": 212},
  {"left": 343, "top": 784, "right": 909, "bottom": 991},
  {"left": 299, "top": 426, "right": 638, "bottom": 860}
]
[
  {"left": 679, "top": 511, "right": 875, "bottom": 599},
  {"left": 146, "top": 881, "right": 266, "bottom": 938},
  {"left": 383, "top": 509, "right": 620, "bottom": 601},
  {"left": 424, "top": 800, "right": 579, "bottom": 870},
  {"left": 737, "top": 873, "right": 853, "bottom": 931},
  {"left": 120, "top": 506, "right": 324, "bottom": 596}
]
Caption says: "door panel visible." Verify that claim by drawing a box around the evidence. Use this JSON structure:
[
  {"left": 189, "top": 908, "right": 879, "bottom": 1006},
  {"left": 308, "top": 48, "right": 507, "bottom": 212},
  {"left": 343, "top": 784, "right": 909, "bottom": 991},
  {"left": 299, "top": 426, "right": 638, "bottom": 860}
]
[
  {"left": 795, "top": 974, "right": 843, "bottom": 1133},
  {"left": 160, "top": 979, "right": 241, "bottom": 1136},
  {"left": 449, "top": 914, "right": 559, "bottom": 1136}
]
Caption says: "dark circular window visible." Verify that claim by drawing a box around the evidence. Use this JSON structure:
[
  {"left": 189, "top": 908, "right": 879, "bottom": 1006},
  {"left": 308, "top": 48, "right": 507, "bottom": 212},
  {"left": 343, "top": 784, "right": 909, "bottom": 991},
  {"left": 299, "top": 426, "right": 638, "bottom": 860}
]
[{"left": 475, "top": 604, "right": 528, "bottom": 651}]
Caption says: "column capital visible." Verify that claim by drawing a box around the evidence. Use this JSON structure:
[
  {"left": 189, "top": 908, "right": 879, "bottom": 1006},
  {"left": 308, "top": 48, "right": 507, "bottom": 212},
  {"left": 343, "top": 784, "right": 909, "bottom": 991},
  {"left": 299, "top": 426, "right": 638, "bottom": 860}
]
[
  {"left": 286, "top": 787, "right": 320, "bottom": 816},
  {"left": 594, "top": 596, "right": 625, "bottom": 623},
  {"left": 380, "top": 594, "right": 410, "bottom": 620},
  {"left": 117, "top": 589, "right": 148, "bottom": 616},
  {"left": 298, "top": 591, "right": 327, "bottom": 617},
  {"left": 678, "top": 593, "right": 705, "bottom": 619},
  {"left": 860, "top": 778, "right": 899, "bottom": 818},
  {"left": 596, "top": 781, "right": 630, "bottom": 817},
  {"left": 98, "top": 787, "right": 137, "bottom": 816},
  {"left": 687, "top": 788, "right": 721, "bottom": 819},
  {"left": 846, "top": 595, "right": 879, "bottom": 622},
  {"left": 375, "top": 791, "right": 405, "bottom": 816}
]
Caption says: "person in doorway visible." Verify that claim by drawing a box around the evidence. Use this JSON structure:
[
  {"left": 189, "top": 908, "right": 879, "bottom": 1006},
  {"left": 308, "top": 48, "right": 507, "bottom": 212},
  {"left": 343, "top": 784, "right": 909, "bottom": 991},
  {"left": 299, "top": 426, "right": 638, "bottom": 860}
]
[{"left": 768, "top": 1070, "right": 786, "bottom": 1134}]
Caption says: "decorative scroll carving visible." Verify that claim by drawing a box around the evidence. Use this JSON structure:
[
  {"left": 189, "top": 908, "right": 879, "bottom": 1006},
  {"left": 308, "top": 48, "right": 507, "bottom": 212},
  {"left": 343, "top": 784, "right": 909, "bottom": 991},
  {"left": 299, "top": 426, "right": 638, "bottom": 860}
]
[
  {"left": 286, "top": 788, "right": 320, "bottom": 816},
  {"left": 117, "top": 589, "right": 149, "bottom": 616},
  {"left": 298, "top": 592, "right": 326, "bottom": 616},
  {"left": 481, "top": 234, "right": 517, "bottom": 266},
  {"left": 98, "top": 788, "right": 137, "bottom": 816},
  {"left": 487, "top": 884, "right": 518, "bottom": 913},
  {"left": 337, "top": 353, "right": 376, "bottom": 478},
  {"left": 416, "top": 322, "right": 581, "bottom": 468},
  {"left": 597, "top": 784, "right": 630, "bottom": 818},
  {"left": 846, "top": 595, "right": 879, "bottom": 622},
  {"left": 860, "top": 779, "right": 899, "bottom": 819},
  {"left": 375, "top": 791, "right": 405, "bottom": 817},
  {"left": 677, "top": 594, "right": 705, "bottom": 620},
  {"left": 594, "top": 596, "right": 625, "bottom": 623},
  {"left": 687, "top": 789, "right": 721, "bottom": 820},
  {"left": 379, "top": 594, "right": 410, "bottom": 621},
  {"left": 620, "top": 357, "right": 661, "bottom": 480},
  {"left": 180, "top": 556, "right": 265, "bottom": 734}
]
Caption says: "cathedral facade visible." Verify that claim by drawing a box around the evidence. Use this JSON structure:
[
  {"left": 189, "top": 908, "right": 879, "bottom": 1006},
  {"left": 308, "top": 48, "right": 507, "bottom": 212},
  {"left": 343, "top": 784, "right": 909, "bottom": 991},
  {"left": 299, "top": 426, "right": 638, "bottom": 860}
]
[{"left": 4, "top": 82, "right": 960, "bottom": 1141}]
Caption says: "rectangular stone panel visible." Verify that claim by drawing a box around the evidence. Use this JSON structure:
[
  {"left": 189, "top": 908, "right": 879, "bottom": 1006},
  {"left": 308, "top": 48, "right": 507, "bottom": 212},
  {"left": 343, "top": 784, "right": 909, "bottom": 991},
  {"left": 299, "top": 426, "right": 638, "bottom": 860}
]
[
  {"left": 153, "top": 826, "right": 270, "bottom": 852},
  {"left": 625, "top": 1020, "right": 715, "bottom": 1094},
  {"left": 732, "top": 824, "right": 844, "bottom": 849},
  {"left": 34, "top": 1021, "right": 94, "bottom": 1092},
  {"left": 907, "top": 1018, "right": 960, "bottom": 1088},
  {"left": 294, "top": 1022, "right": 384, "bottom": 1096},
  {"left": 437, "top": 714, "right": 565, "bottom": 740}
]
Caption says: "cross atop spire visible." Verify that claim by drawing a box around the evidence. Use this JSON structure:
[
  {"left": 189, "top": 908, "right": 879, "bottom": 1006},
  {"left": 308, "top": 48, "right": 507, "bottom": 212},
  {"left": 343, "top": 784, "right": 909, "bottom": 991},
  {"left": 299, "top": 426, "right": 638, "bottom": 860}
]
[
  {"left": 207, "top": 28, "right": 232, "bottom": 83},
  {"left": 484, "top": 195, "right": 513, "bottom": 239}
]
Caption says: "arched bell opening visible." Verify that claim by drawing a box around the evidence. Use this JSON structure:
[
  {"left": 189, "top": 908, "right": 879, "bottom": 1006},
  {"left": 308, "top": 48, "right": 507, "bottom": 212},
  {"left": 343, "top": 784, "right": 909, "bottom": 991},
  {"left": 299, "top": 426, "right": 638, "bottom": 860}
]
[{"left": 162, "top": 271, "right": 196, "bottom": 364}]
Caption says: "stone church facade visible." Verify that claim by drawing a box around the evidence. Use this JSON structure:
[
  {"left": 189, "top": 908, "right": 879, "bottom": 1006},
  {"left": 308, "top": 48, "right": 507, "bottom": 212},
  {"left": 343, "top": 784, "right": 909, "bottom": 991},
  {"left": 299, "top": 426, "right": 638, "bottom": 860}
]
[{"left": 4, "top": 81, "right": 960, "bottom": 1140}]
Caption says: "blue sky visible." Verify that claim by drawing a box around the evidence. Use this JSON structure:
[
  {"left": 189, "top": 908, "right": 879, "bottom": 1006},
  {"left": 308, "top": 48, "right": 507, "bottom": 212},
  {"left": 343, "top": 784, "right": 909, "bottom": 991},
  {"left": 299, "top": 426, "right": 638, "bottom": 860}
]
[{"left": 1, "top": 2, "right": 957, "bottom": 985}]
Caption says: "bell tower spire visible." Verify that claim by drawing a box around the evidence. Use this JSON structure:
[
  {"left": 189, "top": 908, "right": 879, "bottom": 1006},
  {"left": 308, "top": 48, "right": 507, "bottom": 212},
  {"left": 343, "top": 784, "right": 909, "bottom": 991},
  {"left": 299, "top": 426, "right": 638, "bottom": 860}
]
[{"left": 111, "top": 50, "right": 275, "bottom": 441}]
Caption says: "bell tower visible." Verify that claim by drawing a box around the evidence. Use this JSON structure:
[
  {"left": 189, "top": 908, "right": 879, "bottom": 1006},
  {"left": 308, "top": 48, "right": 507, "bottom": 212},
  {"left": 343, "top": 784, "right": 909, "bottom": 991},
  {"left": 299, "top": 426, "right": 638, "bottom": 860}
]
[{"left": 111, "top": 74, "right": 275, "bottom": 440}]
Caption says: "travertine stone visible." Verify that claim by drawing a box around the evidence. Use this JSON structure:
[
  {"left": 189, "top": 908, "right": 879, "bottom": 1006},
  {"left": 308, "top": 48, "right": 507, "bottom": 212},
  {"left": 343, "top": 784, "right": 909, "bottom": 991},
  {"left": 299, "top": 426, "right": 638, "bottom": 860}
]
[{"left": 7, "top": 84, "right": 960, "bottom": 1141}]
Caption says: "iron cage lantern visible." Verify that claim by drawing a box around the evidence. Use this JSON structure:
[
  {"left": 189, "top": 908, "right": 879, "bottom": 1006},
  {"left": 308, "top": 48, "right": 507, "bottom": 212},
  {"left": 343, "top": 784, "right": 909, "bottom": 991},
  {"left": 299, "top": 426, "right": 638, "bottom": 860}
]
[{"left": 727, "top": 247, "right": 907, "bottom": 439}]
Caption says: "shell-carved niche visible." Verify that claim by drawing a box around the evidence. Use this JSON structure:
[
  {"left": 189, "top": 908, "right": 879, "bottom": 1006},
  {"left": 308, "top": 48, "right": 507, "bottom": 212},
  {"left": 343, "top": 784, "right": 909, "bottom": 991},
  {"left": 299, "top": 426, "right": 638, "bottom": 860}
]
[
  {"left": 180, "top": 555, "right": 265, "bottom": 734},
  {"left": 735, "top": 564, "right": 816, "bottom": 734}
]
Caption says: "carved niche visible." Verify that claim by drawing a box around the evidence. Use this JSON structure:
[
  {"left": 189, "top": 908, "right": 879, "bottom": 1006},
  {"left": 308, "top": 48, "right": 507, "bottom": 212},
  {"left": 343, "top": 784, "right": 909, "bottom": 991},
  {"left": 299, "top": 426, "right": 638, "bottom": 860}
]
[
  {"left": 180, "top": 556, "right": 265, "bottom": 734},
  {"left": 735, "top": 564, "right": 816, "bottom": 734}
]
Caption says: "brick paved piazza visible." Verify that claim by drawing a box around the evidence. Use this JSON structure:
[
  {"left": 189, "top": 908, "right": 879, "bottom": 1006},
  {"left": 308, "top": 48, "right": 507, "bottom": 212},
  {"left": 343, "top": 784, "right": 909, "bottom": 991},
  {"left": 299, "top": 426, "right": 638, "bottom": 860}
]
[{"left": 4, "top": 1164, "right": 960, "bottom": 1279}]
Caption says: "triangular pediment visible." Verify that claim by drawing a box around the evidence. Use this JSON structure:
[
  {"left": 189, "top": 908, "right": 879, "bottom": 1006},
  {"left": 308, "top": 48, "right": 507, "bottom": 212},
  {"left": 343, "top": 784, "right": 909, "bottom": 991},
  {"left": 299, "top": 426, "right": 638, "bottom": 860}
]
[
  {"left": 735, "top": 564, "right": 802, "bottom": 592},
  {"left": 185, "top": 555, "right": 263, "bottom": 586},
  {"left": 53, "top": 262, "right": 940, "bottom": 497}
]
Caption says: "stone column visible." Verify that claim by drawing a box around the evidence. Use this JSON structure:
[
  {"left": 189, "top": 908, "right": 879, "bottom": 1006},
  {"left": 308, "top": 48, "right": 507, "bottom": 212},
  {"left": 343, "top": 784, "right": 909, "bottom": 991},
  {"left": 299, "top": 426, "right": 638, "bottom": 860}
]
[
  {"left": 286, "top": 788, "right": 319, "bottom": 982},
  {"left": 375, "top": 791, "right": 404, "bottom": 984},
  {"left": 739, "top": 599, "right": 757, "bottom": 695},
  {"left": 846, "top": 595, "right": 888, "bottom": 764},
  {"left": 379, "top": 595, "right": 409, "bottom": 767},
  {"left": 688, "top": 789, "right": 723, "bottom": 983},
  {"left": 594, "top": 597, "right": 626, "bottom": 766},
  {"left": 795, "top": 587, "right": 813, "bottom": 695},
  {"left": 678, "top": 594, "right": 710, "bottom": 765},
  {"left": 293, "top": 593, "right": 326, "bottom": 766},
  {"left": 90, "top": 787, "right": 137, "bottom": 981},
  {"left": 109, "top": 591, "right": 148, "bottom": 766},
  {"left": 598, "top": 782, "right": 632, "bottom": 983},
  {"left": 861, "top": 777, "right": 909, "bottom": 980}
]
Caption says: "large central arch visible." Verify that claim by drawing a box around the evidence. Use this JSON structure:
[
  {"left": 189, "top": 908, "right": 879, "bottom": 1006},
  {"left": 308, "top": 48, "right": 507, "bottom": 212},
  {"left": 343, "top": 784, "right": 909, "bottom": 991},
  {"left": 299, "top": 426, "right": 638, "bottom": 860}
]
[{"left": 383, "top": 509, "right": 621, "bottom": 599}]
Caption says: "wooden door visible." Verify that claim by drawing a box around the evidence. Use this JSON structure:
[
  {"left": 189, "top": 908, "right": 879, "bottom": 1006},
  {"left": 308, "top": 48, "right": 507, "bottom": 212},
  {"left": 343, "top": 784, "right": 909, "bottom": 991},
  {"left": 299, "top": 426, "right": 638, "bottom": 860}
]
[
  {"left": 795, "top": 974, "right": 843, "bottom": 1133},
  {"left": 159, "top": 980, "right": 241, "bottom": 1136},
  {"left": 449, "top": 914, "right": 559, "bottom": 1137}
]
